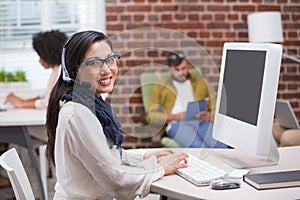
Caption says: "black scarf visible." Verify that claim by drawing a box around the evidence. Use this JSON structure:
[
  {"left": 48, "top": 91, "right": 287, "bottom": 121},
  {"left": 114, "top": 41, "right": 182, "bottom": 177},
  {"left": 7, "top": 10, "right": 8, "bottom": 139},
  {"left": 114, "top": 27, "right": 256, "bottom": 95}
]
[{"left": 62, "top": 84, "right": 124, "bottom": 156}]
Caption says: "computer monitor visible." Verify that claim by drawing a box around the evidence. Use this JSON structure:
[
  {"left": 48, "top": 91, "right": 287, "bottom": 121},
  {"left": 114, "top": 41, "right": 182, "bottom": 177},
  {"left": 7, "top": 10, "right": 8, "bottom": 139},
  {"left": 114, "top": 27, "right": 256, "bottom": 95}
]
[{"left": 212, "top": 42, "right": 282, "bottom": 168}]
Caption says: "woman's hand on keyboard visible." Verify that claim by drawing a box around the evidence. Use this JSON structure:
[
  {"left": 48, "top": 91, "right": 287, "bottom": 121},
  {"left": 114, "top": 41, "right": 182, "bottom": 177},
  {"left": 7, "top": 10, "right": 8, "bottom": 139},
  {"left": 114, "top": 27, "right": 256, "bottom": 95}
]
[
  {"left": 157, "top": 153, "right": 189, "bottom": 176},
  {"left": 143, "top": 149, "right": 174, "bottom": 160}
]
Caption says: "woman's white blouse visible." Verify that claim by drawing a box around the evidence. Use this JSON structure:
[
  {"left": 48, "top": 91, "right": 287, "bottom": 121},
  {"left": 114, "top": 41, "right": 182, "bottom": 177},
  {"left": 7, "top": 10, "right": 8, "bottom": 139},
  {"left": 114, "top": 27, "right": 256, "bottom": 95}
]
[{"left": 53, "top": 102, "right": 164, "bottom": 200}]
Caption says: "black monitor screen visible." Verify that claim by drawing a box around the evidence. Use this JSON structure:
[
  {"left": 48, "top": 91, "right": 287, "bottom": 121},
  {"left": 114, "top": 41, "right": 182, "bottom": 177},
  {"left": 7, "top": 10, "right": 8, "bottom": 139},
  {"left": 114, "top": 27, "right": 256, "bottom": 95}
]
[{"left": 219, "top": 49, "right": 266, "bottom": 126}]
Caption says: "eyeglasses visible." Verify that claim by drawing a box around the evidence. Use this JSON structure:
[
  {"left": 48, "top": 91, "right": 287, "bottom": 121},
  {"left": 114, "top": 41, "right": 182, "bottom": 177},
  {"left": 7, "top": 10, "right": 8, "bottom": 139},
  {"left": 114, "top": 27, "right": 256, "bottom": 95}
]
[{"left": 80, "top": 54, "right": 120, "bottom": 70}]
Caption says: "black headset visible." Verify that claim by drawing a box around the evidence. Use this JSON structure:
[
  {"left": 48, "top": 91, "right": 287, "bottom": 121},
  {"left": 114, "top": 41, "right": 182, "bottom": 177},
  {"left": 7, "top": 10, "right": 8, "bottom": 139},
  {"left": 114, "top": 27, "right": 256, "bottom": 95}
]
[
  {"left": 61, "top": 35, "right": 73, "bottom": 83},
  {"left": 60, "top": 34, "right": 92, "bottom": 88}
]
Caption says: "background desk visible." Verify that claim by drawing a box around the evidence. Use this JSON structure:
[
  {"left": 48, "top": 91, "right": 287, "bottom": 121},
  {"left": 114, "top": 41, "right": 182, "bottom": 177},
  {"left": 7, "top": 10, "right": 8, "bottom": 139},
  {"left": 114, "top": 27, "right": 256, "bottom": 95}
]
[
  {"left": 151, "top": 146, "right": 300, "bottom": 200},
  {"left": 0, "top": 108, "right": 46, "bottom": 200}
]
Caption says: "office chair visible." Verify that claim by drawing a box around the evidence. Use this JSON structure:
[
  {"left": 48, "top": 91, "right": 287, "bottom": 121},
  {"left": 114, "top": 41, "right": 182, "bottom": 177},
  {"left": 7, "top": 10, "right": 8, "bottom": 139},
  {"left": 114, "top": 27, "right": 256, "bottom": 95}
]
[
  {"left": 39, "top": 144, "right": 49, "bottom": 200},
  {"left": 0, "top": 148, "right": 35, "bottom": 200}
]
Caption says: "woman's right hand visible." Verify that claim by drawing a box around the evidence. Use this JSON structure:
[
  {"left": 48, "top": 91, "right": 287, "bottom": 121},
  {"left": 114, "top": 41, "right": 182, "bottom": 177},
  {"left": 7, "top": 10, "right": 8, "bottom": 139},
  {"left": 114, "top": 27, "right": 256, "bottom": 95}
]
[{"left": 157, "top": 153, "right": 189, "bottom": 176}]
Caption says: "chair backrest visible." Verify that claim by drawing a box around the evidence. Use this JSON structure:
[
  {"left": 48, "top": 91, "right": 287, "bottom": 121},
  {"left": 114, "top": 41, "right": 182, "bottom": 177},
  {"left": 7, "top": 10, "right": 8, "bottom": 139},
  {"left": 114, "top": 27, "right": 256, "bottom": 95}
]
[
  {"left": 140, "top": 68, "right": 202, "bottom": 111},
  {"left": 0, "top": 148, "right": 35, "bottom": 200}
]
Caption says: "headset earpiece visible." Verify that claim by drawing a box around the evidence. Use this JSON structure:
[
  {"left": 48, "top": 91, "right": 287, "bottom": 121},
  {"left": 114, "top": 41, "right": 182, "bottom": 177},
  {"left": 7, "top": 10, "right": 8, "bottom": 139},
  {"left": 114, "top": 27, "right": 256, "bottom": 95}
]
[
  {"left": 61, "top": 47, "right": 72, "bottom": 83},
  {"left": 61, "top": 40, "right": 91, "bottom": 89}
]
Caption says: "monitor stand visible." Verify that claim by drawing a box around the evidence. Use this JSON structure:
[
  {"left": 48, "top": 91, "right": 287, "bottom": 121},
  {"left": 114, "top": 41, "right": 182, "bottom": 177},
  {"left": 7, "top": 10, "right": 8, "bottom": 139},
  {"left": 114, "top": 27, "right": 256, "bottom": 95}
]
[{"left": 223, "top": 136, "right": 280, "bottom": 169}]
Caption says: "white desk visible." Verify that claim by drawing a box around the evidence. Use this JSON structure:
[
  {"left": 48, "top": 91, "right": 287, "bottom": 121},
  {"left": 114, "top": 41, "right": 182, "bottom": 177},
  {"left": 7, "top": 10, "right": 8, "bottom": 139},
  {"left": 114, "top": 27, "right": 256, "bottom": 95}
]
[
  {"left": 0, "top": 108, "right": 46, "bottom": 126},
  {"left": 151, "top": 146, "right": 300, "bottom": 200},
  {"left": 0, "top": 108, "right": 46, "bottom": 200}
]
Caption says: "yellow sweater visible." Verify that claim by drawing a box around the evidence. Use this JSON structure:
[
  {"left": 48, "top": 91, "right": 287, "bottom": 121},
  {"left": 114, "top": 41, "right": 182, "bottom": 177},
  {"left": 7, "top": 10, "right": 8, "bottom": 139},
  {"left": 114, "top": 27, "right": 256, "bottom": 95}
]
[{"left": 146, "top": 73, "right": 216, "bottom": 136}]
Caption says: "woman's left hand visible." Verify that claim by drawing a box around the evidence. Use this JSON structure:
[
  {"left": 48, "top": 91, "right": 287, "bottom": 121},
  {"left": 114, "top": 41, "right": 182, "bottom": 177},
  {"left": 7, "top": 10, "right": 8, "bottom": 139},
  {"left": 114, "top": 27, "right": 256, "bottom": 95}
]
[{"left": 143, "top": 149, "right": 174, "bottom": 160}]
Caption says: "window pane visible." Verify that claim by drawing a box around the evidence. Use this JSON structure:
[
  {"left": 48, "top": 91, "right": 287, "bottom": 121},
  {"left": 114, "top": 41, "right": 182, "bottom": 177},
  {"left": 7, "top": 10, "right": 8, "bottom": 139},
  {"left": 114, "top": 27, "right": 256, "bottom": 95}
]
[
  {"left": 20, "top": 2, "right": 41, "bottom": 26},
  {"left": 0, "top": 2, "right": 17, "bottom": 27},
  {"left": 0, "top": 0, "right": 105, "bottom": 96},
  {"left": 50, "top": 2, "right": 73, "bottom": 25},
  {"left": 0, "top": 0, "right": 104, "bottom": 49}
]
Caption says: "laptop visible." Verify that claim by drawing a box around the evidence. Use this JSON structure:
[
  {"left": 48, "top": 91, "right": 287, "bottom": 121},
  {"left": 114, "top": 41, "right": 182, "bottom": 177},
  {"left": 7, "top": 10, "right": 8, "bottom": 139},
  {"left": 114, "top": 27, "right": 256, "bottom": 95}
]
[
  {"left": 184, "top": 100, "right": 207, "bottom": 121},
  {"left": 275, "top": 99, "right": 300, "bottom": 129}
]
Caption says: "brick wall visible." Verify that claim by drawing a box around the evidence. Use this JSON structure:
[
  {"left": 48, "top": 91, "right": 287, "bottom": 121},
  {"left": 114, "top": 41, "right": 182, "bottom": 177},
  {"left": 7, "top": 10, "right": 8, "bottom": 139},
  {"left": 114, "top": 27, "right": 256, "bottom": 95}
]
[{"left": 105, "top": 0, "right": 300, "bottom": 148}]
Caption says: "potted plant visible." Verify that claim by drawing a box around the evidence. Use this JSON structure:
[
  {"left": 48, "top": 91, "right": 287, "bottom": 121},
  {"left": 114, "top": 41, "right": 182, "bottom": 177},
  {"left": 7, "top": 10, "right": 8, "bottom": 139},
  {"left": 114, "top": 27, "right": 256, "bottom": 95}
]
[
  {"left": 15, "top": 70, "right": 27, "bottom": 82},
  {"left": 0, "top": 69, "right": 27, "bottom": 83},
  {"left": 0, "top": 69, "right": 5, "bottom": 82},
  {"left": 0, "top": 69, "right": 31, "bottom": 102}
]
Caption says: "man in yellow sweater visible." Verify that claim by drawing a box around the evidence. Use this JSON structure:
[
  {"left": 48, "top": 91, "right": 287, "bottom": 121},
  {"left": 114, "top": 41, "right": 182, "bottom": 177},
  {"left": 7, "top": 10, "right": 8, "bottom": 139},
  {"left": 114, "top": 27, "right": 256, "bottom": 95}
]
[{"left": 146, "top": 51, "right": 227, "bottom": 148}]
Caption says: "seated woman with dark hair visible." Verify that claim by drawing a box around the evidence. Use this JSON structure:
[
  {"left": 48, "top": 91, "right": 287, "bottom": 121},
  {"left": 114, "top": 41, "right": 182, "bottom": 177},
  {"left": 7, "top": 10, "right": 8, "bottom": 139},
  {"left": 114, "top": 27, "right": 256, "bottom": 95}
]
[{"left": 46, "top": 30, "right": 188, "bottom": 200}]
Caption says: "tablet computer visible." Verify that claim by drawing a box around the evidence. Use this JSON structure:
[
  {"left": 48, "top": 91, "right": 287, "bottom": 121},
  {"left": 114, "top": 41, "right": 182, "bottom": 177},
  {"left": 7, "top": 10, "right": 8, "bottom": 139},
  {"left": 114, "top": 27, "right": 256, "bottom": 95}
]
[
  {"left": 275, "top": 99, "right": 299, "bottom": 129},
  {"left": 184, "top": 100, "right": 207, "bottom": 121}
]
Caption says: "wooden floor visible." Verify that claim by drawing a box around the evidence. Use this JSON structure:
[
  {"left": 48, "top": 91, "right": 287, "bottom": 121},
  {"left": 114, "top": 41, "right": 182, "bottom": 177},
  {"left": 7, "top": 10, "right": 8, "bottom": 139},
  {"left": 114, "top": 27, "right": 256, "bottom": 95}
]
[
  {"left": 0, "top": 185, "right": 14, "bottom": 200},
  {"left": 0, "top": 176, "right": 55, "bottom": 200},
  {"left": 0, "top": 175, "right": 162, "bottom": 200}
]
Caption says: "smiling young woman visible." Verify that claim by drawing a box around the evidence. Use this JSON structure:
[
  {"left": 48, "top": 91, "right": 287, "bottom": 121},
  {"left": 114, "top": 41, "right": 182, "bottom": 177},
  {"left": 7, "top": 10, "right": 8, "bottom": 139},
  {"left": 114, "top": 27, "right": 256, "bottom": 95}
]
[
  {"left": 76, "top": 41, "right": 120, "bottom": 96},
  {"left": 46, "top": 30, "right": 188, "bottom": 200}
]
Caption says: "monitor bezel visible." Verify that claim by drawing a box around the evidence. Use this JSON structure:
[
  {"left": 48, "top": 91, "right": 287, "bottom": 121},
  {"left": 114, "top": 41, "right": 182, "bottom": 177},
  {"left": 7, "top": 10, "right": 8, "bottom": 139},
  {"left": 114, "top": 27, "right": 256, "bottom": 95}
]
[{"left": 213, "top": 42, "right": 282, "bottom": 157}]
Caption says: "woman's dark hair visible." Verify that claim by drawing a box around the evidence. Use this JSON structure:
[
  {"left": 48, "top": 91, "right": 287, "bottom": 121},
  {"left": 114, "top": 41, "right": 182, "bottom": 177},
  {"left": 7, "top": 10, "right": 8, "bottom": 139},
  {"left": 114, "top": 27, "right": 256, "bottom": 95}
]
[
  {"left": 46, "top": 30, "right": 112, "bottom": 165},
  {"left": 32, "top": 30, "right": 67, "bottom": 65}
]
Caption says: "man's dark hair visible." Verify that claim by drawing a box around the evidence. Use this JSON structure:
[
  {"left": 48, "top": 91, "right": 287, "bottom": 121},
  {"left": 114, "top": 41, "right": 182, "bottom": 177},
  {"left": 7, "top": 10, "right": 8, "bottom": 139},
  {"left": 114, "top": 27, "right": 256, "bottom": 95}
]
[
  {"left": 167, "top": 51, "right": 185, "bottom": 67},
  {"left": 32, "top": 30, "right": 67, "bottom": 66}
]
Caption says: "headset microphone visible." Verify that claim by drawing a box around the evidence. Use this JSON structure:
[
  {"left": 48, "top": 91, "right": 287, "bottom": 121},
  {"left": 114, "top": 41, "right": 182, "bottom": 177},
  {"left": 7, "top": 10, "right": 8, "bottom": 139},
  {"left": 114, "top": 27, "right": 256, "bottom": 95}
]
[
  {"left": 61, "top": 48, "right": 91, "bottom": 89},
  {"left": 76, "top": 81, "right": 92, "bottom": 89}
]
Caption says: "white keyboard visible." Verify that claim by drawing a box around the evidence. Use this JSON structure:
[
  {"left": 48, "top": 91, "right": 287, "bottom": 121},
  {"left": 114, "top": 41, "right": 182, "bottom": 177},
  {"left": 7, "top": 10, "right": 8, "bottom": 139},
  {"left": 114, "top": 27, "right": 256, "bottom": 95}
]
[{"left": 176, "top": 154, "right": 228, "bottom": 186}]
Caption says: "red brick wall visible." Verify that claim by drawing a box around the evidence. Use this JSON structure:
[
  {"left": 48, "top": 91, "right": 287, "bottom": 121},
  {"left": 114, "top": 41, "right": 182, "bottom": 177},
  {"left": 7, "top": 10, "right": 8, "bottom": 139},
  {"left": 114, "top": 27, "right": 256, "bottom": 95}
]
[{"left": 105, "top": 0, "right": 300, "bottom": 148}]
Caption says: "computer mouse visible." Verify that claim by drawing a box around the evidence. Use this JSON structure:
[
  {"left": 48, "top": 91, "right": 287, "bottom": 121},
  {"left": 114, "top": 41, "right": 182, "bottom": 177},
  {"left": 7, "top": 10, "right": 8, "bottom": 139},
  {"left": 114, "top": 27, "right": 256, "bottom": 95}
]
[{"left": 210, "top": 179, "right": 240, "bottom": 190}]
